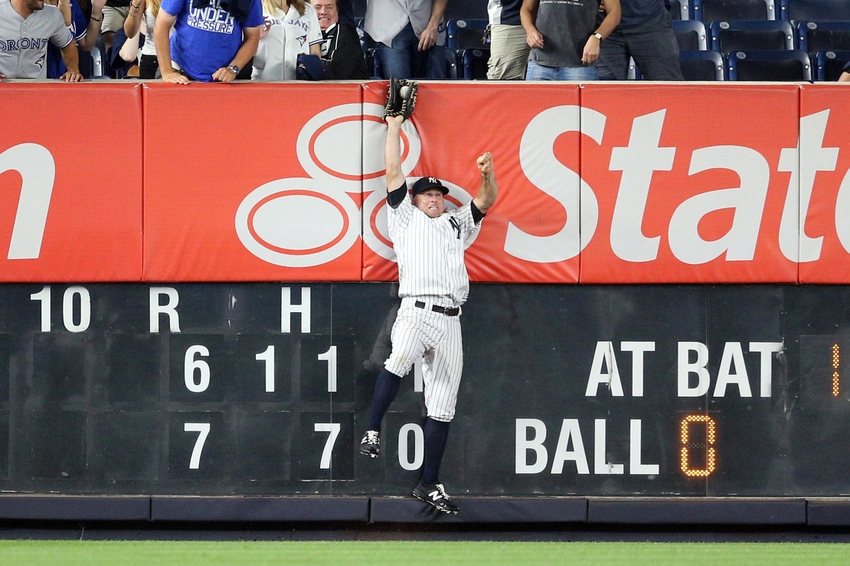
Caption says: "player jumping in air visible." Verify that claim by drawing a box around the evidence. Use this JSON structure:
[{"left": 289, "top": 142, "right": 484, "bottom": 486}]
[{"left": 359, "top": 80, "right": 499, "bottom": 515}]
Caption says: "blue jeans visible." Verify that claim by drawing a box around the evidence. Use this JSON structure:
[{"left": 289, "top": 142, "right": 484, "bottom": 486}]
[
  {"left": 376, "top": 22, "right": 447, "bottom": 79},
  {"left": 525, "top": 60, "right": 599, "bottom": 80}
]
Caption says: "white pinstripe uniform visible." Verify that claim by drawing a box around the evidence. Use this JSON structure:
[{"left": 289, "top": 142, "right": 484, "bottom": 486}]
[{"left": 383, "top": 184, "right": 481, "bottom": 422}]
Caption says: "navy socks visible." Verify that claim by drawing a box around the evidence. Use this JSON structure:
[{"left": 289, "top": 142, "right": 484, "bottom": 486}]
[
  {"left": 367, "top": 370, "right": 451, "bottom": 486},
  {"left": 367, "top": 368, "right": 402, "bottom": 431},
  {"left": 422, "top": 417, "right": 450, "bottom": 485}
]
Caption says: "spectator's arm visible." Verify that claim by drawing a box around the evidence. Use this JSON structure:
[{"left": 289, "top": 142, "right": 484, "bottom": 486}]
[
  {"left": 521, "top": 0, "right": 543, "bottom": 49},
  {"left": 51, "top": 0, "right": 73, "bottom": 27},
  {"left": 840, "top": 71, "right": 850, "bottom": 83},
  {"left": 124, "top": 0, "right": 146, "bottom": 39},
  {"left": 417, "top": 0, "right": 446, "bottom": 51},
  {"left": 582, "top": 0, "right": 619, "bottom": 63},
  {"left": 58, "top": 41, "right": 83, "bottom": 81},
  {"left": 211, "top": 24, "right": 261, "bottom": 82},
  {"left": 155, "top": 9, "right": 188, "bottom": 82},
  {"left": 78, "top": 0, "right": 106, "bottom": 50}
]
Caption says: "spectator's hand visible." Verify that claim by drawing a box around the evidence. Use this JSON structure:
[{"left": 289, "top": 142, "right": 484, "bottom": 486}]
[
  {"left": 212, "top": 66, "right": 237, "bottom": 82},
  {"left": 162, "top": 69, "right": 189, "bottom": 83},
  {"left": 417, "top": 24, "right": 438, "bottom": 51},
  {"left": 59, "top": 70, "right": 84, "bottom": 82},
  {"left": 526, "top": 28, "right": 544, "bottom": 49},
  {"left": 581, "top": 36, "right": 600, "bottom": 64}
]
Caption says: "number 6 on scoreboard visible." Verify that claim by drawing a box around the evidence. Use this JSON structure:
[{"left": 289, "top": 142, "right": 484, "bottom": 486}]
[
  {"left": 314, "top": 422, "right": 340, "bottom": 469},
  {"left": 184, "top": 422, "right": 211, "bottom": 469}
]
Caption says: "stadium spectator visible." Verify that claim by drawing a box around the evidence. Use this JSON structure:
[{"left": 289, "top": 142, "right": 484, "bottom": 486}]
[
  {"left": 521, "top": 0, "right": 621, "bottom": 80},
  {"left": 840, "top": 61, "right": 850, "bottom": 82},
  {"left": 0, "top": 0, "right": 82, "bottom": 80},
  {"left": 123, "top": 0, "right": 160, "bottom": 78},
  {"left": 487, "top": 0, "right": 529, "bottom": 80},
  {"left": 153, "top": 0, "right": 263, "bottom": 82},
  {"left": 596, "top": 0, "right": 683, "bottom": 80},
  {"left": 364, "top": 0, "right": 447, "bottom": 79},
  {"left": 102, "top": 0, "right": 129, "bottom": 54},
  {"left": 44, "top": 0, "right": 104, "bottom": 78},
  {"left": 252, "top": 0, "right": 321, "bottom": 80},
  {"left": 302, "top": 0, "right": 368, "bottom": 79}
]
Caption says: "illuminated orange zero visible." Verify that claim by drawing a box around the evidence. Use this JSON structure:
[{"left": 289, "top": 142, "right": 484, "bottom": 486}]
[
  {"left": 833, "top": 344, "right": 840, "bottom": 398},
  {"left": 680, "top": 415, "right": 717, "bottom": 477}
]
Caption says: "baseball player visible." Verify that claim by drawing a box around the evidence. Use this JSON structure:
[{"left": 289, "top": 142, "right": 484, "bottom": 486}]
[{"left": 359, "top": 81, "right": 498, "bottom": 515}]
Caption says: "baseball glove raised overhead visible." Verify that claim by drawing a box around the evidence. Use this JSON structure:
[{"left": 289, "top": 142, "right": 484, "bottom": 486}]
[{"left": 383, "top": 79, "right": 418, "bottom": 121}]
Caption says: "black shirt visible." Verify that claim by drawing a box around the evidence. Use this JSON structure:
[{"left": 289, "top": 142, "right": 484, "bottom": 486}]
[{"left": 320, "top": 22, "right": 370, "bottom": 80}]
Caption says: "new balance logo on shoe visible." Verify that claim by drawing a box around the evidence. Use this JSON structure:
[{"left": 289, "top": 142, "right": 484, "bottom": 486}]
[{"left": 412, "top": 480, "right": 459, "bottom": 515}]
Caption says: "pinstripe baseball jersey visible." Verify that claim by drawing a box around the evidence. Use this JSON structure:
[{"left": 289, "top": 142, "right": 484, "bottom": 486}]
[
  {"left": 0, "top": 0, "right": 73, "bottom": 79},
  {"left": 387, "top": 185, "right": 481, "bottom": 307}
]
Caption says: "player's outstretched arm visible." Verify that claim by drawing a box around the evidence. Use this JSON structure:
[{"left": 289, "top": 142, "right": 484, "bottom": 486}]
[
  {"left": 384, "top": 115, "right": 406, "bottom": 192},
  {"left": 472, "top": 152, "right": 498, "bottom": 213}
]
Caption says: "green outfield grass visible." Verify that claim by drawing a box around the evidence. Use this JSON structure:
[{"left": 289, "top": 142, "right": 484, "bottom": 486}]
[{"left": 2, "top": 540, "right": 850, "bottom": 566}]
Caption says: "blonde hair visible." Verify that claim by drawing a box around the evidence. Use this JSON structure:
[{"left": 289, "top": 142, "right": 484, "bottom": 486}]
[
  {"left": 261, "top": 0, "right": 306, "bottom": 16},
  {"left": 148, "top": 0, "right": 161, "bottom": 17}
]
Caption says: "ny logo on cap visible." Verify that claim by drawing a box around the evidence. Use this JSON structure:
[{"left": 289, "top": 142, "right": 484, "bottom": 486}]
[{"left": 428, "top": 177, "right": 439, "bottom": 184}]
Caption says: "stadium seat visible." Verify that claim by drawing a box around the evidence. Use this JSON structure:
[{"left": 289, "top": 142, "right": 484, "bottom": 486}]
[
  {"left": 356, "top": 18, "right": 375, "bottom": 52},
  {"left": 797, "top": 21, "right": 850, "bottom": 54},
  {"left": 726, "top": 49, "right": 812, "bottom": 80},
  {"left": 669, "top": 0, "right": 693, "bottom": 20},
  {"left": 628, "top": 57, "right": 642, "bottom": 79},
  {"left": 815, "top": 49, "right": 850, "bottom": 80},
  {"left": 462, "top": 48, "right": 490, "bottom": 80},
  {"left": 440, "top": 46, "right": 459, "bottom": 79},
  {"left": 779, "top": 0, "right": 850, "bottom": 23},
  {"left": 446, "top": 19, "right": 490, "bottom": 53},
  {"left": 679, "top": 49, "right": 726, "bottom": 79},
  {"left": 693, "top": 0, "right": 776, "bottom": 22},
  {"left": 674, "top": 20, "right": 709, "bottom": 50},
  {"left": 90, "top": 46, "right": 104, "bottom": 78},
  {"left": 371, "top": 48, "right": 384, "bottom": 79},
  {"left": 710, "top": 20, "right": 794, "bottom": 54}
]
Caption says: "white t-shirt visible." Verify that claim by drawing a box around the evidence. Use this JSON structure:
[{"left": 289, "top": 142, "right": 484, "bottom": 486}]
[{"left": 252, "top": 1, "right": 321, "bottom": 80}]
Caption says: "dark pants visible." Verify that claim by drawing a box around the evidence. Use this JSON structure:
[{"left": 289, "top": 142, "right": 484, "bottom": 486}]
[
  {"left": 375, "top": 22, "right": 447, "bottom": 80},
  {"left": 597, "top": 9, "right": 684, "bottom": 80}
]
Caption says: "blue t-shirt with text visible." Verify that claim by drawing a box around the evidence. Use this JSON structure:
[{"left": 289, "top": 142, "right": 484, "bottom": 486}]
[{"left": 161, "top": 0, "right": 263, "bottom": 81}]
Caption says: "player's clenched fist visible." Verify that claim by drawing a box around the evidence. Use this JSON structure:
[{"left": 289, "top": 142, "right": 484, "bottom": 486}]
[{"left": 477, "top": 152, "right": 493, "bottom": 176}]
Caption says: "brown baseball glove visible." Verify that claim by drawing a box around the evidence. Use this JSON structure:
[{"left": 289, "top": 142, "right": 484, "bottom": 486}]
[{"left": 383, "top": 79, "right": 418, "bottom": 121}]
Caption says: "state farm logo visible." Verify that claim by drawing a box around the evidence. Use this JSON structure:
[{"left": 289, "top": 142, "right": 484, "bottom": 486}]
[
  {"left": 234, "top": 103, "right": 476, "bottom": 267},
  {"left": 0, "top": 143, "right": 54, "bottom": 260}
]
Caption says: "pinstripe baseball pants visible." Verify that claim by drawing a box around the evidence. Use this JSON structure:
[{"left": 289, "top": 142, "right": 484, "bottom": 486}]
[{"left": 384, "top": 297, "right": 464, "bottom": 422}]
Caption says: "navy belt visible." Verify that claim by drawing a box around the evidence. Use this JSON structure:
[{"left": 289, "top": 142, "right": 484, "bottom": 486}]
[{"left": 414, "top": 301, "right": 459, "bottom": 316}]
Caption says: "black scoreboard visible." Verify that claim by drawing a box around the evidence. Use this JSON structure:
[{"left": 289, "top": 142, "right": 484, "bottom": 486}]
[{"left": 1, "top": 283, "right": 849, "bottom": 498}]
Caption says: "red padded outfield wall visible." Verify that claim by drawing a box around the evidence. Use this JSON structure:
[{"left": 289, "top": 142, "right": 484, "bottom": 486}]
[
  {"left": 1, "top": 82, "right": 850, "bottom": 283},
  {"left": 0, "top": 83, "right": 143, "bottom": 282}
]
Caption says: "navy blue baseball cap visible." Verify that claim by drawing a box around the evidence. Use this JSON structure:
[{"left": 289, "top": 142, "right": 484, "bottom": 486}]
[{"left": 410, "top": 176, "right": 448, "bottom": 197}]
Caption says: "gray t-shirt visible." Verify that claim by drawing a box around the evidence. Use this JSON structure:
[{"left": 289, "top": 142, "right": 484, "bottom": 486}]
[
  {"left": 0, "top": 0, "right": 73, "bottom": 78},
  {"left": 529, "top": 0, "right": 599, "bottom": 68}
]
